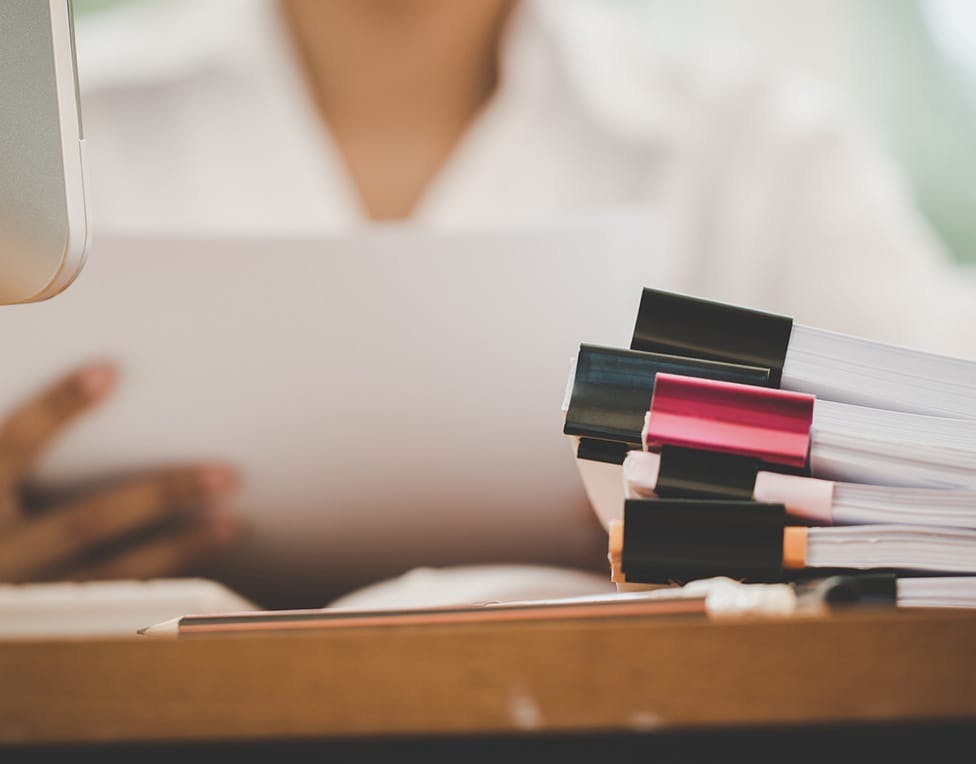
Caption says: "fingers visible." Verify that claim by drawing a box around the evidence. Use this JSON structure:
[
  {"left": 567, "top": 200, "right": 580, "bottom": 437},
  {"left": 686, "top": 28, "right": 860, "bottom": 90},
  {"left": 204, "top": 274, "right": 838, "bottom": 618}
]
[
  {"left": 0, "top": 363, "right": 116, "bottom": 484},
  {"left": 0, "top": 464, "right": 238, "bottom": 583},
  {"left": 52, "top": 511, "right": 243, "bottom": 583}
]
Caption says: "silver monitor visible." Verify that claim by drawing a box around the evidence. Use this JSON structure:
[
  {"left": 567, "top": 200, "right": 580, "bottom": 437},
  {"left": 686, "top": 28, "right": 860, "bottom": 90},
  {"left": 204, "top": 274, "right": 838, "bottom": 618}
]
[{"left": 0, "top": 0, "right": 89, "bottom": 304}]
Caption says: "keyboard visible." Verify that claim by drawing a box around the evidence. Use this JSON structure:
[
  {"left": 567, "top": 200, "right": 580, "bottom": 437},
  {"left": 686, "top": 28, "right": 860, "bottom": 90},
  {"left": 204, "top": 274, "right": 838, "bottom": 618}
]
[{"left": 0, "top": 578, "right": 259, "bottom": 638}]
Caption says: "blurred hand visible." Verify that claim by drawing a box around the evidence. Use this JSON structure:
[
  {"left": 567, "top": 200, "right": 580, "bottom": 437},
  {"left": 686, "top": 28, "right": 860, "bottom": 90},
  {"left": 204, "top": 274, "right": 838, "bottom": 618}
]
[{"left": 0, "top": 363, "right": 242, "bottom": 583}]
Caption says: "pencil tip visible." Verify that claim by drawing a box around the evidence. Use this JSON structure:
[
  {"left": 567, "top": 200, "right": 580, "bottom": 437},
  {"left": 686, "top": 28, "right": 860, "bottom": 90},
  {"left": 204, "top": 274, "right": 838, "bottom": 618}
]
[{"left": 137, "top": 616, "right": 182, "bottom": 637}]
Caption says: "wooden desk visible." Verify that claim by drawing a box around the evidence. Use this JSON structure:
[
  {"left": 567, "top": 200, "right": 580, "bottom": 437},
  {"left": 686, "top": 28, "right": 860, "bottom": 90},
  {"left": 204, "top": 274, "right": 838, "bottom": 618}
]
[{"left": 1, "top": 607, "right": 974, "bottom": 748}]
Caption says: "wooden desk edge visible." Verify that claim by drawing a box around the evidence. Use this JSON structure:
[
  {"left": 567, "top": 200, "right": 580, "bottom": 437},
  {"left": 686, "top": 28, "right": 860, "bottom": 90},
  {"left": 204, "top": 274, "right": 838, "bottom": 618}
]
[{"left": 2, "top": 607, "right": 974, "bottom": 745}]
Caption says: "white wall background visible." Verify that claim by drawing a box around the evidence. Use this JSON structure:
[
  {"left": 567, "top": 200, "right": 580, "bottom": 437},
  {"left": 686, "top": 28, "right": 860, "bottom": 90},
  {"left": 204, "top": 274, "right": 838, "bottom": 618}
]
[{"left": 628, "top": 0, "right": 976, "bottom": 262}]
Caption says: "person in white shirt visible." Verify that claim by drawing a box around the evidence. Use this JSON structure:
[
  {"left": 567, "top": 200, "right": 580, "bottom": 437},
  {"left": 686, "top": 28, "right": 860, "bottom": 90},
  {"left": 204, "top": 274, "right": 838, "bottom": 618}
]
[{"left": 3, "top": 0, "right": 974, "bottom": 607}]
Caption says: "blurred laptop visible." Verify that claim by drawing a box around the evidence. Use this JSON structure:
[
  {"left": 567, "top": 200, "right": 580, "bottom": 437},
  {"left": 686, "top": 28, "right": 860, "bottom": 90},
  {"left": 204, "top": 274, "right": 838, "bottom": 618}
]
[{"left": 0, "top": 218, "right": 660, "bottom": 606}]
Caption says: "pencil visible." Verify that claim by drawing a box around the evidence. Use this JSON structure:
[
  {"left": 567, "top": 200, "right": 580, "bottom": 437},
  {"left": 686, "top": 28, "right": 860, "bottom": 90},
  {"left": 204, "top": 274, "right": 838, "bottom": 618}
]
[{"left": 137, "top": 593, "right": 709, "bottom": 637}]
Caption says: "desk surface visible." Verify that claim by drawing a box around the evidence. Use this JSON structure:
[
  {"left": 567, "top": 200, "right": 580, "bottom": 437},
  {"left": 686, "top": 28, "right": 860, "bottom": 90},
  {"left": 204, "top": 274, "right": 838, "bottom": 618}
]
[{"left": 1, "top": 607, "right": 974, "bottom": 746}]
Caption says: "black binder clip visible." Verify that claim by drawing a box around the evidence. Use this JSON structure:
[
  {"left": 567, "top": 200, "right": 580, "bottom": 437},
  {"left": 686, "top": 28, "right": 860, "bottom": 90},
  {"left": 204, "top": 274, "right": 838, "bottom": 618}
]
[{"left": 630, "top": 288, "right": 794, "bottom": 386}]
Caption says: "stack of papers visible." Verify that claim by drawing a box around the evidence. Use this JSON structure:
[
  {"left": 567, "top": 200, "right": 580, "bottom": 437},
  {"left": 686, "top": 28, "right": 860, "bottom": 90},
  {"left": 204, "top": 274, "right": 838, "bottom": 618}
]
[{"left": 563, "top": 287, "right": 976, "bottom": 608}]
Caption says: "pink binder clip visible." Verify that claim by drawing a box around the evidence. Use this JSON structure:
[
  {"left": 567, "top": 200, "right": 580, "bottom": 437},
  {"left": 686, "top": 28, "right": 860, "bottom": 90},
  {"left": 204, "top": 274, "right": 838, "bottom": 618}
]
[{"left": 643, "top": 373, "right": 815, "bottom": 468}]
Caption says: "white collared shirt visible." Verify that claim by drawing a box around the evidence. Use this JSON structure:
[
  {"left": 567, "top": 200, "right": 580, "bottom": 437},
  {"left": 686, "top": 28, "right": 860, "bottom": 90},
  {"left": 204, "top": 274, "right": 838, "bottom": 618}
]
[{"left": 77, "top": 0, "right": 976, "bottom": 352}]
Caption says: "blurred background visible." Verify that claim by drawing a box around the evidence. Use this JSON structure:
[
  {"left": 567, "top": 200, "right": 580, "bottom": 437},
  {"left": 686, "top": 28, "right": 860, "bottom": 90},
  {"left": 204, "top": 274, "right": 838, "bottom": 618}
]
[
  {"left": 73, "top": 0, "right": 976, "bottom": 264},
  {"left": 630, "top": 0, "right": 976, "bottom": 265}
]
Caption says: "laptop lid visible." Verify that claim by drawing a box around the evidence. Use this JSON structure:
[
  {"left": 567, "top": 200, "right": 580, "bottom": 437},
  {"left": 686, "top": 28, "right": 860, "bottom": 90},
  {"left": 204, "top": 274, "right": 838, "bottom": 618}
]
[{"left": 0, "top": 218, "right": 659, "bottom": 605}]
